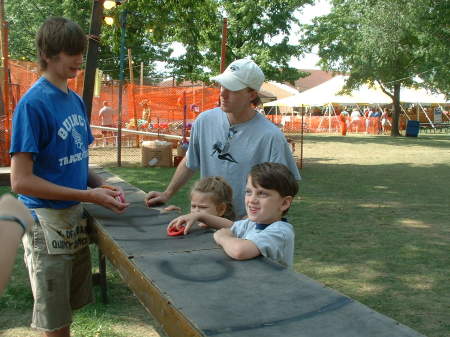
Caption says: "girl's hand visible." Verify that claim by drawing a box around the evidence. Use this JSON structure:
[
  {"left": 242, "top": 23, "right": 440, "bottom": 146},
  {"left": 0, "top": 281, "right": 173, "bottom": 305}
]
[{"left": 167, "top": 213, "right": 200, "bottom": 235}]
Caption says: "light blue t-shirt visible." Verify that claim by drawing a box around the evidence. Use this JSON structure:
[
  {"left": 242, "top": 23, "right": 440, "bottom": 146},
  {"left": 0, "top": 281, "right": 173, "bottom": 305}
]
[
  {"left": 231, "top": 219, "right": 295, "bottom": 267},
  {"left": 187, "top": 108, "right": 301, "bottom": 218},
  {"left": 10, "top": 77, "right": 94, "bottom": 209}
]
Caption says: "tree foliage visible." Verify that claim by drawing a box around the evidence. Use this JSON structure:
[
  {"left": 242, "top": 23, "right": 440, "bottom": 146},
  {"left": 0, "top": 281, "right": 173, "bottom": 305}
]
[
  {"left": 301, "top": 0, "right": 449, "bottom": 136},
  {"left": 5, "top": 0, "right": 312, "bottom": 83}
]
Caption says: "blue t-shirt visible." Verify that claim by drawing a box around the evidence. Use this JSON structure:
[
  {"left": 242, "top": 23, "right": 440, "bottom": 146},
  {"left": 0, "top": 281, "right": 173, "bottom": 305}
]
[{"left": 10, "top": 77, "right": 94, "bottom": 209}]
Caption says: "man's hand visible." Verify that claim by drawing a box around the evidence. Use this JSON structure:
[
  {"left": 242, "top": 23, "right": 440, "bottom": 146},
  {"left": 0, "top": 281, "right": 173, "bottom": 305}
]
[{"left": 145, "top": 191, "right": 170, "bottom": 207}]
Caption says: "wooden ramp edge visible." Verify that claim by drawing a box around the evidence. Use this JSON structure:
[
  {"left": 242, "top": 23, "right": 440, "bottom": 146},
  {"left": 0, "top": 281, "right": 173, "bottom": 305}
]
[{"left": 84, "top": 168, "right": 425, "bottom": 337}]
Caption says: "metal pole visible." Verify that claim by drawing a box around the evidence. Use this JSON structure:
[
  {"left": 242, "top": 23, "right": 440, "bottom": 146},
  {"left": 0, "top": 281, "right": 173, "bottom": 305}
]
[
  {"left": 140, "top": 61, "right": 143, "bottom": 94},
  {"left": 300, "top": 107, "right": 304, "bottom": 169},
  {"left": 127, "top": 48, "right": 139, "bottom": 146},
  {"left": 82, "top": 0, "right": 104, "bottom": 122},
  {"left": 117, "top": 9, "right": 127, "bottom": 167}
]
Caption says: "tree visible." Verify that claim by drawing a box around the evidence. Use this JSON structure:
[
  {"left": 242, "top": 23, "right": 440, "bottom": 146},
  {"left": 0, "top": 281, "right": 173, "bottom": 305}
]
[
  {"left": 301, "top": 0, "right": 450, "bottom": 136},
  {"left": 5, "top": 0, "right": 313, "bottom": 83}
]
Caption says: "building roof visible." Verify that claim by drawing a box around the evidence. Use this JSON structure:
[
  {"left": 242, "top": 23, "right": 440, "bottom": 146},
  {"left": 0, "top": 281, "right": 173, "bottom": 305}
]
[{"left": 293, "top": 69, "right": 335, "bottom": 92}]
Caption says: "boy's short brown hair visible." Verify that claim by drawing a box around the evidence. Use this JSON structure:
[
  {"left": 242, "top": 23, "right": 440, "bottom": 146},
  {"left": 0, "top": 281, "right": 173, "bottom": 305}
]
[
  {"left": 249, "top": 162, "right": 299, "bottom": 198},
  {"left": 36, "top": 17, "right": 87, "bottom": 71}
]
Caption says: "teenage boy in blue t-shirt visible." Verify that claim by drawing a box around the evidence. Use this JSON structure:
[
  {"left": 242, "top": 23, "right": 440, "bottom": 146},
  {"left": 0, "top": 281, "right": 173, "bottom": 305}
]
[
  {"left": 167, "top": 162, "right": 299, "bottom": 267},
  {"left": 9, "top": 17, "right": 128, "bottom": 337}
]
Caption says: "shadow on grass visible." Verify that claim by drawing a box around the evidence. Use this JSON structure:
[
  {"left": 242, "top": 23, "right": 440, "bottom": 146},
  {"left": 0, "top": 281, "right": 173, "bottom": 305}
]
[{"left": 292, "top": 161, "right": 450, "bottom": 337}]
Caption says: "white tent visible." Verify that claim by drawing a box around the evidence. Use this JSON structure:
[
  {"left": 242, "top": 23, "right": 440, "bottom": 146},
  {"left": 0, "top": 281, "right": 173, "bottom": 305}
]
[
  {"left": 264, "top": 75, "right": 449, "bottom": 108},
  {"left": 399, "top": 87, "right": 449, "bottom": 104},
  {"left": 264, "top": 76, "right": 391, "bottom": 107}
]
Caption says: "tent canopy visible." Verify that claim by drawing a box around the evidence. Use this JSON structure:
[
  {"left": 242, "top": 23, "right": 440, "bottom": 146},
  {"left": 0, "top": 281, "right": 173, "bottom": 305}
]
[{"left": 263, "top": 76, "right": 448, "bottom": 108}]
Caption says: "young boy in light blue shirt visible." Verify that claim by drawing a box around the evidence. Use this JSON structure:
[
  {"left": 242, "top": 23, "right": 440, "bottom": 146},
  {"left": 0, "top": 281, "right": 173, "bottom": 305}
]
[{"left": 168, "top": 162, "right": 299, "bottom": 267}]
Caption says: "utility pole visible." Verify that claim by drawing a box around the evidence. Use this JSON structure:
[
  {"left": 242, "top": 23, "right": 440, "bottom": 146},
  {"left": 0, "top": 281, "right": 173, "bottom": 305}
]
[
  {"left": 83, "top": 0, "right": 104, "bottom": 122},
  {"left": 0, "top": 0, "right": 10, "bottom": 166},
  {"left": 220, "top": 18, "right": 228, "bottom": 73}
]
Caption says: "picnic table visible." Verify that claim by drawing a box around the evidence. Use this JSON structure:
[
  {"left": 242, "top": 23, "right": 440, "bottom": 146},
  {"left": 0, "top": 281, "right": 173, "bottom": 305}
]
[{"left": 419, "top": 122, "right": 450, "bottom": 133}]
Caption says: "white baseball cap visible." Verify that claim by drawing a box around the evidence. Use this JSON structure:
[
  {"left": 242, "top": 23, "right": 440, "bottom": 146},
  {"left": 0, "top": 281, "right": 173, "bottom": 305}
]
[{"left": 211, "top": 58, "right": 265, "bottom": 91}]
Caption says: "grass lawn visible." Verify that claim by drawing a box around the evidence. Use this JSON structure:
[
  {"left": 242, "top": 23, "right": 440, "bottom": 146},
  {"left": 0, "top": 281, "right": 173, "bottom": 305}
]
[{"left": 1, "top": 133, "right": 449, "bottom": 337}]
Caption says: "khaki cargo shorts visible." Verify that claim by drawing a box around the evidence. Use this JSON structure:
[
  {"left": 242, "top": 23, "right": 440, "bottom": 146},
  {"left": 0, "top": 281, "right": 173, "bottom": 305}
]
[{"left": 23, "top": 204, "right": 93, "bottom": 331}]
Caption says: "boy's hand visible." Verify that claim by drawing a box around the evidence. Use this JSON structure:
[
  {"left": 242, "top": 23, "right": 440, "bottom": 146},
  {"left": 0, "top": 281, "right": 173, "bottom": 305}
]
[
  {"left": 167, "top": 213, "right": 200, "bottom": 235},
  {"left": 100, "top": 184, "right": 126, "bottom": 203},
  {"left": 89, "top": 186, "right": 129, "bottom": 214}
]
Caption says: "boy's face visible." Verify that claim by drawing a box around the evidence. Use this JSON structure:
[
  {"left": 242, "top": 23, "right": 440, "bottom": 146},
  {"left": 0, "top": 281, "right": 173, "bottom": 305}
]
[
  {"left": 44, "top": 52, "right": 83, "bottom": 81},
  {"left": 190, "top": 191, "right": 225, "bottom": 217},
  {"left": 245, "top": 176, "right": 292, "bottom": 224}
]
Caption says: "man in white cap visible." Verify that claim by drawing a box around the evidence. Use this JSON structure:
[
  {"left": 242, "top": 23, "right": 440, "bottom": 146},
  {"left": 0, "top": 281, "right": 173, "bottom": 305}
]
[{"left": 145, "top": 58, "right": 300, "bottom": 218}]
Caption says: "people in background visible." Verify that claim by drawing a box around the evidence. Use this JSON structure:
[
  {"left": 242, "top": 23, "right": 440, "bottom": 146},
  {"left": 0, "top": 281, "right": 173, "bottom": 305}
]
[
  {"left": 339, "top": 108, "right": 349, "bottom": 136},
  {"left": 381, "top": 108, "right": 391, "bottom": 134},
  {"left": 350, "top": 108, "right": 361, "bottom": 133},
  {"left": 98, "top": 101, "right": 114, "bottom": 143}
]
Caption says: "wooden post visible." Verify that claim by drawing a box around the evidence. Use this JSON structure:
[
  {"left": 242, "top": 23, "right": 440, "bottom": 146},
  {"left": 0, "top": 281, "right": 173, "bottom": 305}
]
[
  {"left": 82, "top": 0, "right": 104, "bottom": 122},
  {"left": 0, "top": 0, "right": 11, "bottom": 166},
  {"left": 220, "top": 18, "right": 228, "bottom": 73}
]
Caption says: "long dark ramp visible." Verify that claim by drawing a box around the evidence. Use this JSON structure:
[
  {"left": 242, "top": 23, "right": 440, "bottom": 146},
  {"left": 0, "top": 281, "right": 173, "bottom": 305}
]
[{"left": 84, "top": 169, "right": 425, "bottom": 337}]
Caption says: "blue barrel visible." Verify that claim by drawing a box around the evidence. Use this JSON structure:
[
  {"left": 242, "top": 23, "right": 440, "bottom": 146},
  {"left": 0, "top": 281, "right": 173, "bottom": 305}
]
[{"left": 406, "top": 120, "right": 420, "bottom": 137}]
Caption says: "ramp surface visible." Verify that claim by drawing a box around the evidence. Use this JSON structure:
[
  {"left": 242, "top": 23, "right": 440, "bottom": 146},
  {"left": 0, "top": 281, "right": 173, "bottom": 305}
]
[{"left": 84, "top": 169, "right": 424, "bottom": 337}]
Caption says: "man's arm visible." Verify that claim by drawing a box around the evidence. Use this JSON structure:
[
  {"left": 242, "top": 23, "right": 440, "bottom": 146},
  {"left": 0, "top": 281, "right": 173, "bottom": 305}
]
[
  {"left": 145, "top": 156, "right": 195, "bottom": 206},
  {"left": 213, "top": 228, "right": 261, "bottom": 260},
  {"left": 11, "top": 153, "right": 127, "bottom": 213}
]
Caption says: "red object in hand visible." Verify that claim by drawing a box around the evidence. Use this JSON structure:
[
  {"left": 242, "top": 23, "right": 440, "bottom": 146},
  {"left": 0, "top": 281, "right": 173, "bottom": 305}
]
[
  {"left": 167, "top": 225, "right": 185, "bottom": 236},
  {"left": 101, "top": 185, "right": 126, "bottom": 203}
]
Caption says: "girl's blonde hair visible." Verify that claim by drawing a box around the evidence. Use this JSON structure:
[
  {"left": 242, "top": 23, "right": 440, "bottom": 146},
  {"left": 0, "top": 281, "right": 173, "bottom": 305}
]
[{"left": 191, "top": 176, "right": 235, "bottom": 220}]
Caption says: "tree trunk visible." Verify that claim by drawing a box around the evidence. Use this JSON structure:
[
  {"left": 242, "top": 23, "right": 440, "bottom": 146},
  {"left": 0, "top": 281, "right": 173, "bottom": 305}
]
[{"left": 391, "top": 82, "right": 401, "bottom": 136}]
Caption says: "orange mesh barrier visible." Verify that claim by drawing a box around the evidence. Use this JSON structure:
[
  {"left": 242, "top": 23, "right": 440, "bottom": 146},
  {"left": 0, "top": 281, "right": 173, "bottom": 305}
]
[
  {"left": 266, "top": 115, "right": 401, "bottom": 134},
  {"left": 89, "top": 83, "right": 220, "bottom": 133}
]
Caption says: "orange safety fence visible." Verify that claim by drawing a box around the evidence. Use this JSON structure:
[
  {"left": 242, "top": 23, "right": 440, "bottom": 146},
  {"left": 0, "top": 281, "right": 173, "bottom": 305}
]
[
  {"left": 89, "top": 83, "right": 220, "bottom": 135},
  {"left": 266, "top": 115, "right": 406, "bottom": 134},
  {"left": 0, "top": 60, "right": 220, "bottom": 165}
]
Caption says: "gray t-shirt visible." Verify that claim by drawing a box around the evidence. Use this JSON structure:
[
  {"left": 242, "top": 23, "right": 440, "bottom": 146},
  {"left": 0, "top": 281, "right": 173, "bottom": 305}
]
[
  {"left": 186, "top": 108, "right": 301, "bottom": 218},
  {"left": 231, "top": 219, "right": 295, "bottom": 268}
]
